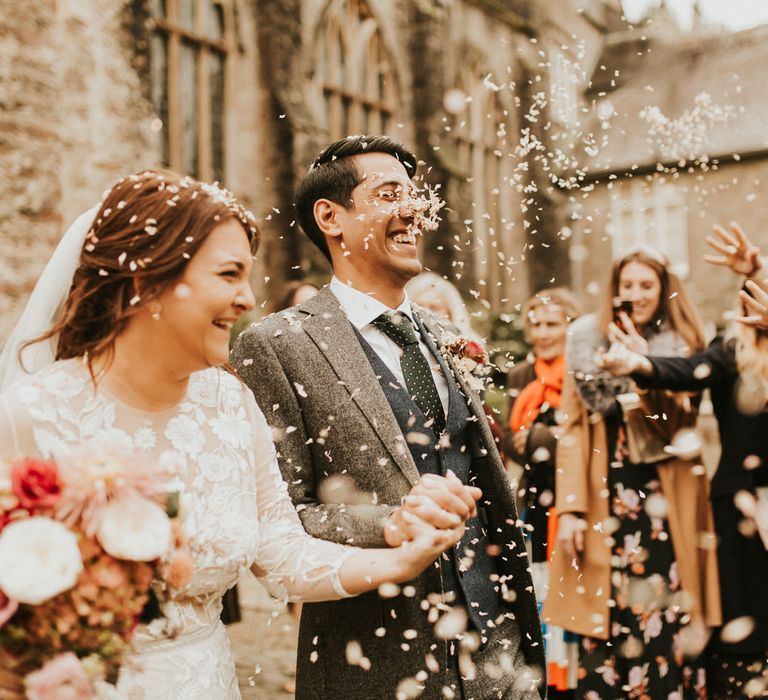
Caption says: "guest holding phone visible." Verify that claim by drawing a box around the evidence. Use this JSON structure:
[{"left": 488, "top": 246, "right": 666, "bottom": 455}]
[
  {"left": 543, "top": 246, "right": 721, "bottom": 699},
  {"left": 599, "top": 223, "right": 768, "bottom": 698}
]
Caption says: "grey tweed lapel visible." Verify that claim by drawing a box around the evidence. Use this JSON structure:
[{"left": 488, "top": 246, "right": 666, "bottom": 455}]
[
  {"left": 299, "top": 288, "right": 420, "bottom": 486},
  {"left": 416, "top": 311, "right": 488, "bottom": 425}
]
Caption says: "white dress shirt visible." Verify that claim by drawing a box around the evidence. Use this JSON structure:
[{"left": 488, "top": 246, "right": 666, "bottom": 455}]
[{"left": 329, "top": 277, "right": 449, "bottom": 415}]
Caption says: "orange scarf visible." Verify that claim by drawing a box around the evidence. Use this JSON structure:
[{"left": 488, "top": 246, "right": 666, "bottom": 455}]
[{"left": 509, "top": 355, "right": 565, "bottom": 433}]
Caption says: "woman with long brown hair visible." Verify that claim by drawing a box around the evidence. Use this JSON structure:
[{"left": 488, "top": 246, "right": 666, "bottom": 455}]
[
  {"left": 599, "top": 224, "right": 768, "bottom": 698},
  {"left": 544, "top": 246, "right": 721, "bottom": 699},
  {"left": 0, "top": 170, "right": 471, "bottom": 698}
]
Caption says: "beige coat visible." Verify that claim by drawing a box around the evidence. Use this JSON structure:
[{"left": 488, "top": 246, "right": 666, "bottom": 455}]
[{"left": 542, "top": 371, "right": 722, "bottom": 639}]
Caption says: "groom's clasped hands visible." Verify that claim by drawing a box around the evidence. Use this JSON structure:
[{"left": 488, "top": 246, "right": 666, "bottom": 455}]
[{"left": 384, "top": 469, "right": 482, "bottom": 553}]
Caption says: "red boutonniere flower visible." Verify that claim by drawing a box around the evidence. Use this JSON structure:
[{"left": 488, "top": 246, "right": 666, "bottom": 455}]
[
  {"left": 460, "top": 340, "right": 486, "bottom": 365},
  {"left": 441, "top": 336, "right": 489, "bottom": 389},
  {"left": 444, "top": 337, "right": 486, "bottom": 366},
  {"left": 10, "top": 458, "right": 62, "bottom": 512}
]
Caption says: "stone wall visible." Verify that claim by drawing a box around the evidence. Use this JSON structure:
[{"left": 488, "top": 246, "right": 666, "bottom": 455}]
[
  {"left": 222, "top": 0, "right": 272, "bottom": 309},
  {"left": 0, "top": 0, "right": 277, "bottom": 340},
  {"left": 433, "top": 0, "right": 534, "bottom": 305},
  {"left": 0, "top": 0, "right": 156, "bottom": 343},
  {"left": 1, "top": 0, "right": 66, "bottom": 343}
]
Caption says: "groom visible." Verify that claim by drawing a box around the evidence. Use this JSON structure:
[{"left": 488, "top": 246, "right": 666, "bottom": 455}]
[{"left": 232, "top": 135, "right": 544, "bottom": 699}]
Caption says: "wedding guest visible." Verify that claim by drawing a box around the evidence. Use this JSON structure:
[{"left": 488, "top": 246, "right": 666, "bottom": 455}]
[
  {"left": 599, "top": 223, "right": 768, "bottom": 699},
  {"left": 506, "top": 287, "right": 581, "bottom": 699},
  {"left": 270, "top": 280, "right": 320, "bottom": 315},
  {"left": 543, "top": 246, "right": 721, "bottom": 699},
  {"left": 406, "top": 271, "right": 478, "bottom": 341},
  {"left": 0, "top": 169, "right": 474, "bottom": 699}
]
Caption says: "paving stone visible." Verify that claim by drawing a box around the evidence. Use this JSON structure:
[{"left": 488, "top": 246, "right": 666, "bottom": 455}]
[{"left": 229, "top": 572, "right": 297, "bottom": 699}]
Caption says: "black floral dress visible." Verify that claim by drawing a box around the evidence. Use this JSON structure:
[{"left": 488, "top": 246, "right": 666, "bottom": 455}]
[{"left": 576, "top": 415, "right": 707, "bottom": 700}]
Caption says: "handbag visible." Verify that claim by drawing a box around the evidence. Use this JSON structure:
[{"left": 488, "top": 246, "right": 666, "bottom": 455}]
[{"left": 616, "top": 392, "right": 672, "bottom": 465}]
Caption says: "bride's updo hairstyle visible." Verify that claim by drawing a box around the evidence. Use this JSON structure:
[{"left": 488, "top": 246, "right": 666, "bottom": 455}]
[{"left": 25, "top": 169, "right": 259, "bottom": 374}]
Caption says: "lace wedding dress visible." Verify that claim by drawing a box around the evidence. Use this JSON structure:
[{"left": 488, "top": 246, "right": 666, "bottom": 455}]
[{"left": 0, "top": 359, "right": 356, "bottom": 699}]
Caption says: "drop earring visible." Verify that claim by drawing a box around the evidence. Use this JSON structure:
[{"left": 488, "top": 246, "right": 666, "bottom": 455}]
[{"left": 150, "top": 303, "right": 162, "bottom": 321}]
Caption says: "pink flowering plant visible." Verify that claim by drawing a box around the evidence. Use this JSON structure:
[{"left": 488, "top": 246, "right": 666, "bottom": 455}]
[{"left": 0, "top": 452, "right": 192, "bottom": 697}]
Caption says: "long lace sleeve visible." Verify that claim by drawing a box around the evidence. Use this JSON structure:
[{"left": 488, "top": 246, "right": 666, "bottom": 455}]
[{"left": 244, "top": 391, "right": 358, "bottom": 602}]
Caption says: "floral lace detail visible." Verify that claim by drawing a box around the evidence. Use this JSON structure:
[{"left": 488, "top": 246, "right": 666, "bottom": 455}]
[{"left": 0, "top": 359, "right": 356, "bottom": 699}]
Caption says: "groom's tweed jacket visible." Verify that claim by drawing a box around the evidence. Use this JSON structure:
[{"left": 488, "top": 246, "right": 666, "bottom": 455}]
[{"left": 231, "top": 287, "right": 545, "bottom": 699}]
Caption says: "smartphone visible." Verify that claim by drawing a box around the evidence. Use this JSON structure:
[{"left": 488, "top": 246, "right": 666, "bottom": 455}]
[{"left": 612, "top": 298, "right": 633, "bottom": 325}]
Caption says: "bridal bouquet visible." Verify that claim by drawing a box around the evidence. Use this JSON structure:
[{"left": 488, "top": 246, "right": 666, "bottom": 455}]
[{"left": 0, "top": 453, "right": 193, "bottom": 699}]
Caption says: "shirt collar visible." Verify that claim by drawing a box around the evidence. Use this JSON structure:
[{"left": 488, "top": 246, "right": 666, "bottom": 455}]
[{"left": 329, "top": 276, "right": 414, "bottom": 330}]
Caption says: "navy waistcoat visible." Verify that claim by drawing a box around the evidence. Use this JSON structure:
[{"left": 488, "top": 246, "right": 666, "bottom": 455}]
[{"left": 353, "top": 319, "right": 502, "bottom": 639}]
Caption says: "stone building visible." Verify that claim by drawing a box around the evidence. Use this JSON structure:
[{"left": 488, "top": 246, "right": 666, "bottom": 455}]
[
  {"left": 566, "top": 16, "right": 768, "bottom": 330},
  {"left": 0, "top": 0, "right": 265, "bottom": 341},
  {"left": 0, "top": 0, "right": 625, "bottom": 343}
]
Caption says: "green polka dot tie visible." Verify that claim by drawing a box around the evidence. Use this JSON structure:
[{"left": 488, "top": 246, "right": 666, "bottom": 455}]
[{"left": 373, "top": 312, "right": 446, "bottom": 435}]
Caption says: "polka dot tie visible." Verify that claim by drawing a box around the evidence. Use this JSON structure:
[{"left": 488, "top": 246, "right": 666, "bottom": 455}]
[{"left": 373, "top": 312, "right": 446, "bottom": 435}]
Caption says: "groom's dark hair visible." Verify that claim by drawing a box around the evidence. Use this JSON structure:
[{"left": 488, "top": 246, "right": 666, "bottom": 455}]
[{"left": 295, "top": 134, "right": 417, "bottom": 260}]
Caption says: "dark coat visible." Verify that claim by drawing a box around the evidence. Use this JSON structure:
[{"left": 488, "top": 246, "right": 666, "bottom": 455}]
[
  {"left": 506, "top": 361, "right": 559, "bottom": 563},
  {"left": 231, "top": 288, "right": 545, "bottom": 699},
  {"left": 635, "top": 337, "right": 768, "bottom": 655}
]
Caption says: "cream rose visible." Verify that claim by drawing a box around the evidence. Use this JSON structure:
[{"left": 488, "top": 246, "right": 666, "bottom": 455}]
[
  {"left": 0, "top": 517, "right": 83, "bottom": 604},
  {"left": 96, "top": 495, "right": 172, "bottom": 561}
]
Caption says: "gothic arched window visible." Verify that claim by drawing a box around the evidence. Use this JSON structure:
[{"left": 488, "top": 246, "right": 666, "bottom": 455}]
[
  {"left": 150, "top": 0, "right": 229, "bottom": 181},
  {"left": 313, "top": 0, "right": 398, "bottom": 139}
]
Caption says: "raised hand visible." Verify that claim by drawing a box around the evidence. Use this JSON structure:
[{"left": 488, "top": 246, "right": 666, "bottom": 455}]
[
  {"left": 608, "top": 312, "right": 649, "bottom": 355},
  {"left": 598, "top": 342, "right": 653, "bottom": 377},
  {"left": 737, "top": 278, "right": 768, "bottom": 331},
  {"left": 384, "top": 471, "right": 481, "bottom": 547},
  {"left": 704, "top": 221, "right": 762, "bottom": 277}
]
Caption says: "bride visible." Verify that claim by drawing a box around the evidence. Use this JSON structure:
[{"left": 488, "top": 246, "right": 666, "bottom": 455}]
[{"left": 0, "top": 170, "right": 475, "bottom": 698}]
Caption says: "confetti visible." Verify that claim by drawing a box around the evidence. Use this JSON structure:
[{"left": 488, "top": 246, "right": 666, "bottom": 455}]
[{"left": 720, "top": 616, "right": 755, "bottom": 644}]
